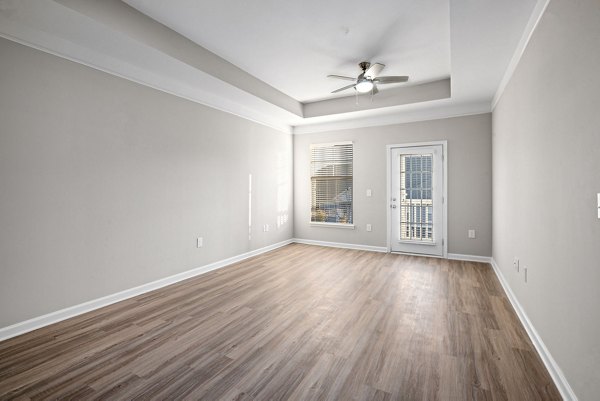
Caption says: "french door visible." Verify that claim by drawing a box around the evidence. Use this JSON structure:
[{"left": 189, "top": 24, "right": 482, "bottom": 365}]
[{"left": 390, "top": 144, "right": 445, "bottom": 256}]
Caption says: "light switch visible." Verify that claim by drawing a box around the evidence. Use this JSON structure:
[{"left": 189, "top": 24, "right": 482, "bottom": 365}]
[
  {"left": 597, "top": 193, "right": 600, "bottom": 219},
  {"left": 468, "top": 229, "right": 476, "bottom": 239},
  {"left": 366, "top": 224, "right": 372, "bottom": 232},
  {"left": 197, "top": 237, "right": 203, "bottom": 248},
  {"left": 366, "top": 189, "right": 372, "bottom": 197}
]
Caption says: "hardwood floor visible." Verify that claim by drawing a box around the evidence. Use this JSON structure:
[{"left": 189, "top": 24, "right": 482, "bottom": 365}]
[{"left": 0, "top": 244, "right": 561, "bottom": 400}]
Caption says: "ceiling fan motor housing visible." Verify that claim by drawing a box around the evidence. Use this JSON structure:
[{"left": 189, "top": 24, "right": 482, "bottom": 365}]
[{"left": 359, "top": 61, "right": 371, "bottom": 72}]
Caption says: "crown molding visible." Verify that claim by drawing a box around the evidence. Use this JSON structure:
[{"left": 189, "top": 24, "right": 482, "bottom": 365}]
[
  {"left": 0, "top": 32, "right": 295, "bottom": 135},
  {"left": 55, "top": 0, "right": 303, "bottom": 117},
  {"left": 0, "top": 0, "right": 297, "bottom": 134},
  {"left": 292, "top": 99, "right": 491, "bottom": 134},
  {"left": 492, "top": 0, "right": 550, "bottom": 110}
]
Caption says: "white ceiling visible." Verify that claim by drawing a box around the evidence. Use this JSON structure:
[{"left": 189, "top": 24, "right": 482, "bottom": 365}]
[
  {"left": 124, "top": 0, "right": 451, "bottom": 103},
  {"left": 0, "top": 0, "right": 542, "bottom": 133}
]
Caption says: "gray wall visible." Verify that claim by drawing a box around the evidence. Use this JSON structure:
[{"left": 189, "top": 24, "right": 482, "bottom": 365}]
[
  {"left": 294, "top": 114, "right": 493, "bottom": 256},
  {"left": 492, "top": 0, "right": 600, "bottom": 398},
  {"left": 0, "top": 38, "right": 293, "bottom": 328}
]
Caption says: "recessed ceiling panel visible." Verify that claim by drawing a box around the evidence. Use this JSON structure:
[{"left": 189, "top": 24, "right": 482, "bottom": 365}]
[{"left": 124, "top": 0, "right": 451, "bottom": 102}]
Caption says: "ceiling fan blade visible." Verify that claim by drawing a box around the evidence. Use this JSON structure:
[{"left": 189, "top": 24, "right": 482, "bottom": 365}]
[
  {"left": 327, "top": 74, "right": 356, "bottom": 81},
  {"left": 365, "top": 63, "right": 385, "bottom": 78},
  {"left": 331, "top": 83, "right": 356, "bottom": 93},
  {"left": 373, "top": 76, "right": 409, "bottom": 84}
]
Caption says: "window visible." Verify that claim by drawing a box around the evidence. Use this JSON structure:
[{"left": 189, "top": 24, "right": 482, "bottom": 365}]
[
  {"left": 310, "top": 142, "right": 353, "bottom": 225},
  {"left": 400, "top": 154, "right": 434, "bottom": 241}
]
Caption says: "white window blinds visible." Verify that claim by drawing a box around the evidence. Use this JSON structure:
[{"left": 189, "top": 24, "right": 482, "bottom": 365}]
[{"left": 310, "top": 142, "right": 353, "bottom": 224}]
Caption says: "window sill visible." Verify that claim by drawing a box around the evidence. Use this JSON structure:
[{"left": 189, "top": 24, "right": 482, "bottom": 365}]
[{"left": 310, "top": 222, "right": 355, "bottom": 229}]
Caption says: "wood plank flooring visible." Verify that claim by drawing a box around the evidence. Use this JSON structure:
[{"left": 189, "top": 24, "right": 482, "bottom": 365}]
[{"left": 0, "top": 244, "right": 561, "bottom": 400}]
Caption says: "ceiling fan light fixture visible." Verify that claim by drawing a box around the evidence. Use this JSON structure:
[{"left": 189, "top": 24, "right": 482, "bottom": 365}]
[
  {"left": 329, "top": 62, "right": 407, "bottom": 95},
  {"left": 355, "top": 79, "right": 374, "bottom": 93}
]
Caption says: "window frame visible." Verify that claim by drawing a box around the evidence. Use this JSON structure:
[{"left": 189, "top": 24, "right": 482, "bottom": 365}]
[{"left": 309, "top": 141, "right": 355, "bottom": 229}]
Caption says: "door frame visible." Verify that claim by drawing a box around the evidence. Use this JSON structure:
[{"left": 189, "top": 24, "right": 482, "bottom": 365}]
[{"left": 386, "top": 141, "right": 448, "bottom": 258}]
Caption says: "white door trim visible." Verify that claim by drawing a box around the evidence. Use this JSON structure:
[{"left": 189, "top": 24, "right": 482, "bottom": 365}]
[{"left": 386, "top": 141, "right": 448, "bottom": 258}]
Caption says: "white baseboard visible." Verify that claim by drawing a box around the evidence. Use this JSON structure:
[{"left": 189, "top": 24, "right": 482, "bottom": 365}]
[
  {"left": 448, "top": 253, "right": 492, "bottom": 263},
  {"left": 292, "top": 240, "right": 492, "bottom": 262},
  {"left": 292, "top": 238, "right": 388, "bottom": 253},
  {"left": 0, "top": 239, "right": 293, "bottom": 342},
  {"left": 6, "top": 229, "right": 569, "bottom": 401},
  {"left": 490, "top": 258, "right": 578, "bottom": 401}
]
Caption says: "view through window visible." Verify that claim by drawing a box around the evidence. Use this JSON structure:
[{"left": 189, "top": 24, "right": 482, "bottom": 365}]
[{"left": 400, "top": 154, "right": 434, "bottom": 241}]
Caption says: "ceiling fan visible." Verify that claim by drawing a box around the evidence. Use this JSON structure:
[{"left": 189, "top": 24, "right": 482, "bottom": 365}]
[{"left": 328, "top": 61, "right": 408, "bottom": 95}]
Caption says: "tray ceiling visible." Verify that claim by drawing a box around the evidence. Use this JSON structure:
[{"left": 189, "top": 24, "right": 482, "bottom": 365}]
[
  {"left": 124, "top": 0, "right": 451, "bottom": 103},
  {"left": 0, "top": 0, "right": 541, "bottom": 133}
]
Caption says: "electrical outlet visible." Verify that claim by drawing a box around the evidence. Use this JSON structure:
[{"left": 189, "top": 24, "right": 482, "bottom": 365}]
[
  {"left": 597, "top": 193, "right": 600, "bottom": 219},
  {"left": 468, "top": 229, "right": 476, "bottom": 239},
  {"left": 197, "top": 237, "right": 203, "bottom": 248},
  {"left": 366, "top": 189, "right": 372, "bottom": 197},
  {"left": 263, "top": 224, "right": 270, "bottom": 232},
  {"left": 366, "top": 224, "right": 372, "bottom": 232},
  {"left": 513, "top": 257, "right": 519, "bottom": 272}
]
